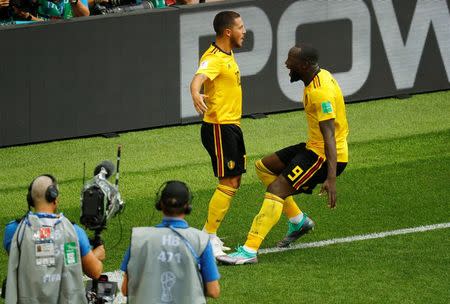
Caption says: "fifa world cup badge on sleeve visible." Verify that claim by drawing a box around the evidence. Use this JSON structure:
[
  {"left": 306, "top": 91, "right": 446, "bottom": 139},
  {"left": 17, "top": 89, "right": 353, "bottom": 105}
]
[
  {"left": 200, "top": 61, "right": 208, "bottom": 69},
  {"left": 321, "top": 101, "right": 333, "bottom": 114}
]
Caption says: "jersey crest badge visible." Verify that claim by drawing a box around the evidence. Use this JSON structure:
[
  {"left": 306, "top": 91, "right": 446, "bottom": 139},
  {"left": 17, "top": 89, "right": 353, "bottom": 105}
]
[
  {"left": 227, "top": 160, "right": 235, "bottom": 170},
  {"left": 200, "top": 61, "right": 208, "bottom": 69}
]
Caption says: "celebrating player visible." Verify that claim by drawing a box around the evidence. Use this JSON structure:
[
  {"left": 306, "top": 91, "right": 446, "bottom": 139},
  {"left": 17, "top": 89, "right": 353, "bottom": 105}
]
[
  {"left": 190, "top": 11, "right": 246, "bottom": 257},
  {"left": 218, "top": 44, "right": 349, "bottom": 265}
]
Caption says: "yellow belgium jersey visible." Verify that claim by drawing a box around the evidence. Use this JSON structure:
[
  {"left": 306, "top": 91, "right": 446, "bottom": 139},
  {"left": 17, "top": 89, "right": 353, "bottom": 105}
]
[
  {"left": 303, "top": 69, "right": 349, "bottom": 162},
  {"left": 196, "top": 43, "right": 242, "bottom": 125}
]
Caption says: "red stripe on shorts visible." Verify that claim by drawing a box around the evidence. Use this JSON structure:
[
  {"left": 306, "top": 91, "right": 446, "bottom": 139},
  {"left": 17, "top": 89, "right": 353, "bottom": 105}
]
[{"left": 293, "top": 157, "right": 325, "bottom": 190}]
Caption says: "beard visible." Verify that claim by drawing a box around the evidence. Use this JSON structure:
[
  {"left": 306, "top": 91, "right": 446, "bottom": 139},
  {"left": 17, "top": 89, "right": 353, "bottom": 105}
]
[
  {"left": 231, "top": 35, "right": 243, "bottom": 49},
  {"left": 289, "top": 70, "right": 302, "bottom": 83}
]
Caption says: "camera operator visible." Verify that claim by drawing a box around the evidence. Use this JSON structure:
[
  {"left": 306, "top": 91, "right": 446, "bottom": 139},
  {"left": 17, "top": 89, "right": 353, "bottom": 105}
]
[
  {"left": 120, "top": 180, "right": 220, "bottom": 304},
  {"left": 3, "top": 174, "right": 105, "bottom": 303}
]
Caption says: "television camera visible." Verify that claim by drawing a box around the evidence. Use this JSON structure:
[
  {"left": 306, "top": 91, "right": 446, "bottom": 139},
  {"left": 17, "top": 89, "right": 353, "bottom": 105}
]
[{"left": 80, "top": 146, "right": 125, "bottom": 303}]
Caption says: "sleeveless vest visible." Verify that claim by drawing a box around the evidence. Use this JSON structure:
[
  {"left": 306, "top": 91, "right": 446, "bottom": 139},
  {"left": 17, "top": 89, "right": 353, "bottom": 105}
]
[
  {"left": 127, "top": 226, "right": 210, "bottom": 304},
  {"left": 6, "top": 213, "right": 87, "bottom": 304}
]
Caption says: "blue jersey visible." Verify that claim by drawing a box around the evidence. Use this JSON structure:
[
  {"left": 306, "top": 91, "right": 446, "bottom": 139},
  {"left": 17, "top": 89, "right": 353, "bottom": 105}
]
[
  {"left": 3, "top": 212, "right": 91, "bottom": 257},
  {"left": 121, "top": 218, "right": 220, "bottom": 283}
]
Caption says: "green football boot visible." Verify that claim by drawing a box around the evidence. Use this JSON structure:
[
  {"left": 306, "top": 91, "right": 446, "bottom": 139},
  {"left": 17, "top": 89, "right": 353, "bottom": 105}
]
[
  {"left": 277, "top": 214, "right": 315, "bottom": 248},
  {"left": 216, "top": 246, "right": 258, "bottom": 265}
]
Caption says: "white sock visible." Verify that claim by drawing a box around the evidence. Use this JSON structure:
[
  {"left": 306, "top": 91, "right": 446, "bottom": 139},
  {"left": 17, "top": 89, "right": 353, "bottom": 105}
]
[
  {"left": 289, "top": 213, "right": 304, "bottom": 225},
  {"left": 243, "top": 245, "right": 257, "bottom": 254},
  {"left": 202, "top": 227, "right": 217, "bottom": 237}
]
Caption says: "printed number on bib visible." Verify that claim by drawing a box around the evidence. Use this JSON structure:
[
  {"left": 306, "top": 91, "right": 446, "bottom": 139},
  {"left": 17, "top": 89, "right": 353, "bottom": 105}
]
[{"left": 158, "top": 251, "right": 182, "bottom": 263}]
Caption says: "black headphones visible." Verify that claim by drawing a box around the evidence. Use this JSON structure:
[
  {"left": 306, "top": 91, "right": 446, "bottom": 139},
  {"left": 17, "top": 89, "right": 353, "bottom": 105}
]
[
  {"left": 26, "top": 174, "right": 59, "bottom": 209},
  {"left": 155, "top": 180, "right": 193, "bottom": 215}
]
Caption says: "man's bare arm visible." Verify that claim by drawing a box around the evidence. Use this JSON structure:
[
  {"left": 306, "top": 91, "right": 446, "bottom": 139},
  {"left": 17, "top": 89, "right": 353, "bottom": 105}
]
[
  {"left": 319, "top": 119, "right": 337, "bottom": 208},
  {"left": 82, "top": 245, "right": 105, "bottom": 279},
  {"left": 190, "top": 74, "right": 209, "bottom": 114}
]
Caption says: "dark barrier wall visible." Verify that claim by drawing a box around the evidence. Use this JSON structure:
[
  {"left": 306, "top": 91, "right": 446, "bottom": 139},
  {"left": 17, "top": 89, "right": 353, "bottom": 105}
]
[
  {"left": 1, "top": 0, "right": 449, "bottom": 147},
  {"left": 0, "top": 9, "right": 180, "bottom": 146}
]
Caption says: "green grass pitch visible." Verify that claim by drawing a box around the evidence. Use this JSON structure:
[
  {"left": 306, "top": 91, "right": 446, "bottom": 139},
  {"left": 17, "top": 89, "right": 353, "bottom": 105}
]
[{"left": 1, "top": 90, "right": 449, "bottom": 303}]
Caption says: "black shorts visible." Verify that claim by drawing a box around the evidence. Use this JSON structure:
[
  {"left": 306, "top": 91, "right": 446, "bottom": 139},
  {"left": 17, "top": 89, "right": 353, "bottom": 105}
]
[
  {"left": 201, "top": 122, "right": 247, "bottom": 177},
  {"left": 276, "top": 143, "right": 347, "bottom": 194}
]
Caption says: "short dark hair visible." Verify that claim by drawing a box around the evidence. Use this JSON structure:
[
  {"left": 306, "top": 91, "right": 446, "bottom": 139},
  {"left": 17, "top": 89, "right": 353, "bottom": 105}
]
[
  {"left": 213, "top": 11, "right": 241, "bottom": 35},
  {"left": 297, "top": 43, "right": 319, "bottom": 65},
  {"left": 159, "top": 181, "right": 191, "bottom": 216}
]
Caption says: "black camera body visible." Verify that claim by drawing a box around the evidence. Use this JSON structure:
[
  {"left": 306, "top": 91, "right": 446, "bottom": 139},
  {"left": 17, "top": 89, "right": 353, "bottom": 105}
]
[
  {"left": 80, "top": 184, "right": 108, "bottom": 231},
  {"left": 80, "top": 167, "right": 125, "bottom": 238},
  {"left": 80, "top": 168, "right": 124, "bottom": 233}
]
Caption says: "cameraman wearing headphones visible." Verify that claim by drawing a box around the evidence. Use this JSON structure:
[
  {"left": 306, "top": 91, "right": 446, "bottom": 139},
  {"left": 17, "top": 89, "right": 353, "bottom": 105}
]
[
  {"left": 120, "top": 180, "right": 220, "bottom": 304},
  {"left": 3, "top": 174, "right": 105, "bottom": 303}
]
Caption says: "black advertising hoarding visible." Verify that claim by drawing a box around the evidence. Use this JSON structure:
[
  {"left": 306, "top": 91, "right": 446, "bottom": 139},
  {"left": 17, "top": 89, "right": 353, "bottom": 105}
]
[
  {"left": 180, "top": 0, "right": 450, "bottom": 122},
  {"left": 0, "top": 0, "right": 449, "bottom": 146},
  {"left": 0, "top": 9, "right": 181, "bottom": 147}
]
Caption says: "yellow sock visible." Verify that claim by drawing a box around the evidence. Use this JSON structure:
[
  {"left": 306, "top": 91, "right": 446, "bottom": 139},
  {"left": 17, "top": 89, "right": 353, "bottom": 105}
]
[
  {"left": 203, "top": 184, "right": 237, "bottom": 234},
  {"left": 283, "top": 196, "right": 302, "bottom": 219},
  {"left": 244, "top": 193, "right": 284, "bottom": 251},
  {"left": 255, "top": 159, "right": 302, "bottom": 219}
]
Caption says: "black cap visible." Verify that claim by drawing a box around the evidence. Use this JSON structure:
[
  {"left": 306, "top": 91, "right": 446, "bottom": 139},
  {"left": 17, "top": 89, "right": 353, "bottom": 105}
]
[{"left": 160, "top": 181, "right": 190, "bottom": 208}]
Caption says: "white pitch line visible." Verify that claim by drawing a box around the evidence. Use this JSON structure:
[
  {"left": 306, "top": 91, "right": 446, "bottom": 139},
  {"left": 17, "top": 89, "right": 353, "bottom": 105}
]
[
  {"left": 77, "top": 223, "right": 450, "bottom": 304},
  {"left": 258, "top": 222, "right": 450, "bottom": 255}
]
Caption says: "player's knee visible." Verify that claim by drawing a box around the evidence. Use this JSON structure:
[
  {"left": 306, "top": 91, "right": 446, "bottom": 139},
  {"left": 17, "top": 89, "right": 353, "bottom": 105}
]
[
  {"left": 219, "top": 175, "right": 241, "bottom": 189},
  {"left": 230, "top": 176, "right": 241, "bottom": 189},
  {"left": 267, "top": 176, "right": 293, "bottom": 199}
]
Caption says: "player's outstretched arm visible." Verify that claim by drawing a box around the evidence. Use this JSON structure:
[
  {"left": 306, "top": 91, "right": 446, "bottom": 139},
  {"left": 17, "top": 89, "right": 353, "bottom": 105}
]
[
  {"left": 190, "top": 74, "right": 209, "bottom": 115},
  {"left": 319, "top": 119, "right": 337, "bottom": 208}
]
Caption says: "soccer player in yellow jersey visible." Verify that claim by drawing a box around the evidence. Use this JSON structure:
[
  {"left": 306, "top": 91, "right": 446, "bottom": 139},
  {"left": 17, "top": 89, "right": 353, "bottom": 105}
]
[
  {"left": 190, "top": 11, "right": 246, "bottom": 257},
  {"left": 218, "top": 44, "right": 349, "bottom": 265}
]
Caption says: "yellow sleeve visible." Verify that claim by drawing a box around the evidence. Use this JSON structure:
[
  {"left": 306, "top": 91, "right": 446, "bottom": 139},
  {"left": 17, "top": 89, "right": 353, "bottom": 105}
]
[
  {"left": 309, "top": 89, "right": 336, "bottom": 122},
  {"left": 195, "top": 54, "right": 222, "bottom": 81}
]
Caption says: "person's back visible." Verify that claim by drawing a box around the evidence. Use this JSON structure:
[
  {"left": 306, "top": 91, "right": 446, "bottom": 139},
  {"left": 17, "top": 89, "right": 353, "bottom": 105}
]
[
  {"left": 4, "top": 174, "right": 104, "bottom": 304},
  {"left": 6, "top": 213, "right": 87, "bottom": 304},
  {"left": 121, "top": 180, "right": 220, "bottom": 304},
  {"left": 127, "top": 226, "right": 210, "bottom": 304}
]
